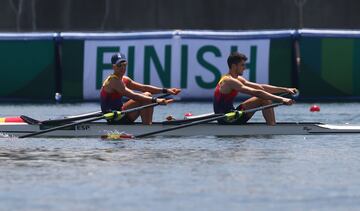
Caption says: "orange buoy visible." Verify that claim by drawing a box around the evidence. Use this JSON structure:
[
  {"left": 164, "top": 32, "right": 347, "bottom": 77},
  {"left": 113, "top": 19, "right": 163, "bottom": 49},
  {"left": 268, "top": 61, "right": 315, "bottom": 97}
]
[{"left": 310, "top": 105, "right": 320, "bottom": 112}]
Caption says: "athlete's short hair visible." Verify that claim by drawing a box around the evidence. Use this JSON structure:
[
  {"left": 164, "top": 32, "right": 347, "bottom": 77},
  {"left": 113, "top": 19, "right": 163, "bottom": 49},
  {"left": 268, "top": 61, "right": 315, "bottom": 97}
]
[{"left": 227, "top": 52, "right": 247, "bottom": 69}]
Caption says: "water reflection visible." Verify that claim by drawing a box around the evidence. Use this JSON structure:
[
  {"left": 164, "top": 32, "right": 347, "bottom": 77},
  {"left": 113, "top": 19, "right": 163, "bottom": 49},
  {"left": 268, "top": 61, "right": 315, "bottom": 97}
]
[{"left": 0, "top": 136, "right": 293, "bottom": 168}]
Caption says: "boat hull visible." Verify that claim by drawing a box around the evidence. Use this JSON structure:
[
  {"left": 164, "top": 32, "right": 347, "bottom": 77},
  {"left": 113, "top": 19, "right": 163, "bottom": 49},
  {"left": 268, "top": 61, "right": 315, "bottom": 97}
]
[{"left": 1, "top": 122, "right": 360, "bottom": 138}]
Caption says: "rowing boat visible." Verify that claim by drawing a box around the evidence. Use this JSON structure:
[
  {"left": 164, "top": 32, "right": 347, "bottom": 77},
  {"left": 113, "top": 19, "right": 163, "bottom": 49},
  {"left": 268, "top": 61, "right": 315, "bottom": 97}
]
[
  {"left": 1, "top": 93, "right": 311, "bottom": 138},
  {"left": 1, "top": 119, "right": 360, "bottom": 138}
]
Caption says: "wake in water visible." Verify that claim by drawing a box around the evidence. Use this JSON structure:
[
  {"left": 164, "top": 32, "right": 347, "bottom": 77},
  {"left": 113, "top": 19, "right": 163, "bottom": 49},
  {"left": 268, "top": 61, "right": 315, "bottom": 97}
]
[{"left": 0, "top": 132, "right": 18, "bottom": 140}]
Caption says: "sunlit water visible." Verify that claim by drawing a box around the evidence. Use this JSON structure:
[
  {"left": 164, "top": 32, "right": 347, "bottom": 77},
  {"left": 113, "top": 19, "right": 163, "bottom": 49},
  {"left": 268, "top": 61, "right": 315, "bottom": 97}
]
[{"left": 1, "top": 102, "right": 360, "bottom": 210}]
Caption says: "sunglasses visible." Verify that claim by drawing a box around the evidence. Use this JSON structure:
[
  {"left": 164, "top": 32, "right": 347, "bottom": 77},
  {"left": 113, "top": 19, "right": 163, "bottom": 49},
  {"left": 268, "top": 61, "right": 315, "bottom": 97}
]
[
  {"left": 238, "top": 63, "right": 247, "bottom": 68},
  {"left": 116, "top": 62, "right": 127, "bottom": 68}
]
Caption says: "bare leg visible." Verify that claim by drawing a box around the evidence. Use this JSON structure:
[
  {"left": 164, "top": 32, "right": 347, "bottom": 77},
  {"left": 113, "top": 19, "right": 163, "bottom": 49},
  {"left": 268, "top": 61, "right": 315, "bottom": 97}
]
[
  {"left": 122, "top": 92, "right": 154, "bottom": 125},
  {"left": 240, "top": 97, "right": 276, "bottom": 125},
  {"left": 262, "top": 105, "right": 276, "bottom": 125}
]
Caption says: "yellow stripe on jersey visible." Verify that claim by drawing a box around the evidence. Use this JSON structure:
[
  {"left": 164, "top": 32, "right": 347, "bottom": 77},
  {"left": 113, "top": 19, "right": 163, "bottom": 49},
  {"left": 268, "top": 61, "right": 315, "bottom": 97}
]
[
  {"left": 217, "top": 74, "right": 230, "bottom": 85},
  {"left": 102, "top": 74, "right": 119, "bottom": 87}
]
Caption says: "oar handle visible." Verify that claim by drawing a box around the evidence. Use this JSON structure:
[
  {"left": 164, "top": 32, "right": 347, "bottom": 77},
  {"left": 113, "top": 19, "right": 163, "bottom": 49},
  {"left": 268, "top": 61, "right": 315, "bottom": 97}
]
[{"left": 278, "top": 90, "right": 299, "bottom": 99}]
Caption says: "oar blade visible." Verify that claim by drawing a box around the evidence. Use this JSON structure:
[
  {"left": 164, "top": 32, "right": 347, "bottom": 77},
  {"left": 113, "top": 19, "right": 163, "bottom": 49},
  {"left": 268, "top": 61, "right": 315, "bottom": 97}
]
[{"left": 101, "top": 132, "right": 135, "bottom": 140}]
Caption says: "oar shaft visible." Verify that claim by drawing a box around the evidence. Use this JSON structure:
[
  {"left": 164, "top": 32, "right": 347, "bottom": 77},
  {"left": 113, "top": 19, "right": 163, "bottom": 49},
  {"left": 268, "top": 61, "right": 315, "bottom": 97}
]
[
  {"left": 135, "top": 102, "right": 283, "bottom": 138},
  {"left": 42, "top": 111, "right": 103, "bottom": 125},
  {"left": 136, "top": 115, "right": 224, "bottom": 138},
  {"left": 278, "top": 91, "right": 299, "bottom": 99},
  {"left": 19, "top": 105, "right": 153, "bottom": 139},
  {"left": 19, "top": 95, "right": 171, "bottom": 138},
  {"left": 243, "top": 102, "right": 283, "bottom": 113},
  {"left": 19, "top": 115, "right": 105, "bottom": 138},
  {"left": 41, "top": 93, "right": 172, "bottom": 125}
]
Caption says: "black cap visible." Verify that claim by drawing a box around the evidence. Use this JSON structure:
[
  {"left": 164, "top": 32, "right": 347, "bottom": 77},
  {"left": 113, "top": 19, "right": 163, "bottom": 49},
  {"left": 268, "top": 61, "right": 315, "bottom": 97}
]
[{"left": 111, "top": 53, "right": 127, "bottom": 65}]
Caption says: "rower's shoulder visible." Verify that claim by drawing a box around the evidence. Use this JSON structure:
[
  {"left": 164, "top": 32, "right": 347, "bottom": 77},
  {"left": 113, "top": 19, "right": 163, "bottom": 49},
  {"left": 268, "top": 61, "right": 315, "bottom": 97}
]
[
  {"left": 236, "top": 76, "right": 246, "bottom": 83},
  {"left": 220, "top": 75, "right": 235, "bottom": 82},
  {"left": 107, "top": 76, "right": 126, "bottom": 88},
  {"left": 226, "top": 75, "right": 245, "bottom": 84},
  {"left": 219, "top": 76, "right": 239, "bottom": 90},
  {"left": 122, "top": 75, "right": 131, "bottom": 81},
  {"left": 108, "top": 75, "right": 119, "bottom": 83}
]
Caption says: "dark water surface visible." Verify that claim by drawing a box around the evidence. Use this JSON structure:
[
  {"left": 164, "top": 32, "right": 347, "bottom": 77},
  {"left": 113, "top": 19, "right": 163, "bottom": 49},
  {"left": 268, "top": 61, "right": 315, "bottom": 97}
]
[{"left": 1, "top": 102, "right": 360, "bottom": 210}]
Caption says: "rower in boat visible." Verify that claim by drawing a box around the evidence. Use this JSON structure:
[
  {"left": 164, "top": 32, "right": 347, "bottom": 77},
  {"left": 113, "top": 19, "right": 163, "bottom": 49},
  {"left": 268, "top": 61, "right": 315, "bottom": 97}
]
[
  {"left": 213, "top": 52, "right": 296, "bottom": 125},
  {"left": 100, "top": 53, "right": 181, "bottom": 125}
]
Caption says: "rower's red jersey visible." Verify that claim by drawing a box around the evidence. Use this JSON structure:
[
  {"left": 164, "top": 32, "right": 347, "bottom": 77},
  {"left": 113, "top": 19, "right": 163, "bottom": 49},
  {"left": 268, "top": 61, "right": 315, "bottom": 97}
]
[
  {"left": 100, "top": 74, "right": 130, "bottom": 113},
  {"left": 213, "top": 75, "right": 238, "bottom": 113}
]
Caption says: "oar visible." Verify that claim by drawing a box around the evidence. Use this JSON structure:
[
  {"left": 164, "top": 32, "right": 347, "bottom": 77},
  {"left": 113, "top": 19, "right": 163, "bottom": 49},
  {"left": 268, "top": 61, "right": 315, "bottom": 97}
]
[
  {"left": 19, "top": 110, "right": 104, "bottom": 125},
  {"left": 126, "top": 102, "right": 284, "bottom": 139},
  {"left": 18, "top": 101, "right": 168, "bottom": 138},
  {"left": 20, "top": 93, "right": 172, "bottom": 125},
  {"left": 175, "top": 91, "right": 299, "bottom": 122},
  {"left": 41, "top": 111, "right": 103, "bottom": 125}
]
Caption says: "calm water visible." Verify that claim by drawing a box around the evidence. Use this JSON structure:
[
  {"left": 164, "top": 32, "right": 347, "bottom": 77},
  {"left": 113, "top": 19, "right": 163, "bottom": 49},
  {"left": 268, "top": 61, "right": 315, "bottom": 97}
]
[{"left": 1, "top": 102, "right": 360, "bottom": 210}]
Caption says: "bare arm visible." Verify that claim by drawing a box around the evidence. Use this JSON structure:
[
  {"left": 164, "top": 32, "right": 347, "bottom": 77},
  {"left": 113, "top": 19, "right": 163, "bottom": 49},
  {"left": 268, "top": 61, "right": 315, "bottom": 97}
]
[
  {"left": 229, "top": 78, "right": 292, "bottom": 104},
  {"left": 127, "top": 78, "right": 163, "bottom": 94},
  {"left": 111, "top": 78, "right": 153, "bottom": 103},
  {"left": 259, "top": 83, "right": 296, "bottom": 94},
  {"left": 240, "top": 77, "right": 297, "bottom": 95},
  {"left": 110, "top": 78, "right": 173, "bottom": 105},
  {"left": 126, "top": 77, "right": 181, "bottom": 95}
]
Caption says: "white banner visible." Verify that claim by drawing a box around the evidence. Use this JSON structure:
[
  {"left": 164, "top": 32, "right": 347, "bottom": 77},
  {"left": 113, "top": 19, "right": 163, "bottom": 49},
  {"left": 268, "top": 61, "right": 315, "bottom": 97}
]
[{"left": 83, "top": 38, "right": 270, "bottom": 100}]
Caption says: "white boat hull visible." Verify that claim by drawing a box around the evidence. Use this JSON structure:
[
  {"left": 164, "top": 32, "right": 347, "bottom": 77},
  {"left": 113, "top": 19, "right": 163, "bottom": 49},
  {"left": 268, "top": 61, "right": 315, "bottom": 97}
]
[{"left": 1, "top": 122, "right": 360, "bottom": 138}]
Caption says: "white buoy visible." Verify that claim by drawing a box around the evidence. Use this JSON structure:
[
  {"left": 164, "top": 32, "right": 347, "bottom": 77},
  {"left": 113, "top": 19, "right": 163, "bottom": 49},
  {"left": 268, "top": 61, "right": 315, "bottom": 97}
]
[{"left": 55, "top": 92, "right": 62, "bottom": 102}]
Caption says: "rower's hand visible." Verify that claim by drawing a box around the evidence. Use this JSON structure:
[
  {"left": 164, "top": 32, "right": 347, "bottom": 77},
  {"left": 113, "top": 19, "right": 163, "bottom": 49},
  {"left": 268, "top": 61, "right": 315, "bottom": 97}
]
[
  {"left": 157, "top": 98, "right": 174, "bottom": 105},
  {"left": 281, "top": 98, "right": 294, "bottom": 105},
  {"left": 166, "top": 88, "right": 181, "bottom": 95},
  {"left": 286, "top": 88, "right": 298, "bottom": 95}
]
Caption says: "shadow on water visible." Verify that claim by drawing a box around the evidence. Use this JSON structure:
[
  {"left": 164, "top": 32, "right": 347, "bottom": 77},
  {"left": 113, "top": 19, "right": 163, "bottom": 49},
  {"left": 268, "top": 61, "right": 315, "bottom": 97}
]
[
  {"left": 98, "top": 135, "right": 295, "bottom": 165},
  {"left": 0, "top": 134, "right": 295, "bottom": 168},
  {"left": 0, "top": 148, "right": 116, "bottom": 167}
]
